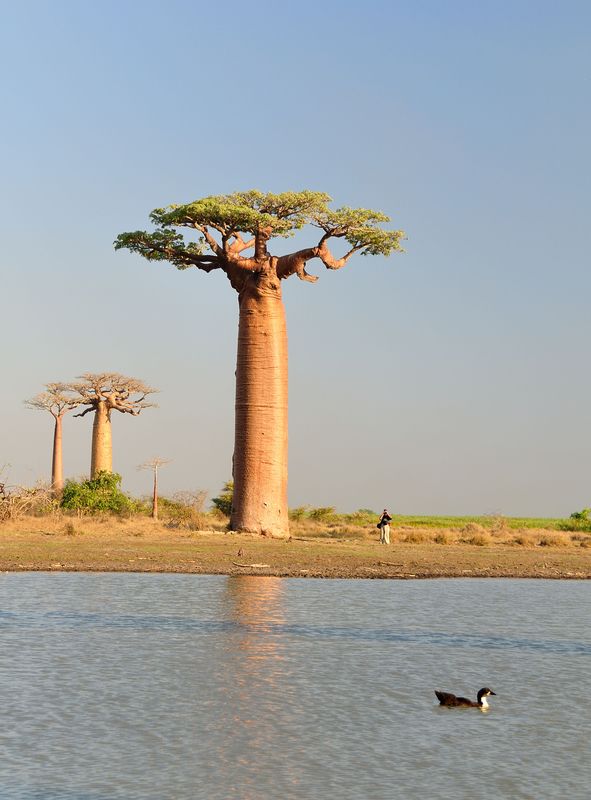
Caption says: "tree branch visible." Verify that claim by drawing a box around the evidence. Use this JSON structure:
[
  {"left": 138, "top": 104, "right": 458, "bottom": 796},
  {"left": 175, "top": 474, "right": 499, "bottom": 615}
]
[
  {"left": 276, "top": 248, "right": 320, "bottom": 282},
  {"left": 316, "top": 241, "right": 365, "bottom": 270},
  {"left": 254, "top": 226, "right": 273, "bottom": 260},
  {"left": 73, "top": 406, "right": 95, "bottom": 418},
  {"left": 196, "top": 226, "right": 223, "bottom": 257},
  {"left": 276, "top": 236, "right": 366, "bottom": 282},
  {"left": 227, "top": 233, "right": 255, "bottom": 254},
  {"left": 115, "top": 231, "right": 221, "bottom": 272}
]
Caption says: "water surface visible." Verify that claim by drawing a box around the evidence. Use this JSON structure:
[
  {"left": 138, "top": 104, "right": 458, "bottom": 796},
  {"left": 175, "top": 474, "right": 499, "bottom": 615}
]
[{"left": 0, "top": 574, "right": 589, "bottom": 799}]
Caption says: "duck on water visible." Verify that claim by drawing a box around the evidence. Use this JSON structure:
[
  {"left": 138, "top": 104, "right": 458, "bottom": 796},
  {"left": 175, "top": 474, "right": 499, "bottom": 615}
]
[{"left": 435, "top": 688, "right": 496, "bottom": 709}]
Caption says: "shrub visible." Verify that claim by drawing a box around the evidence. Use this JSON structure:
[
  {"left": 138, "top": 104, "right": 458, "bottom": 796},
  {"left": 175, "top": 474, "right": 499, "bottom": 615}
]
[
  {"left": 289, "top": 506, "right": 310, "bottom": 521},
  {"left": 404, "top": 530, "right": 430, "bottom": 543},
  {"left": 512, "top": 533, "right": 533, "bottom": 546},
  {"left": 343, "top": 509, "right": 378, "bottom": 526},
  {"left": 559, "top": 509, "right": 591, "bottom": 532},
  {"left": 308, "top": 506, "right": 337, "bottom": 522},
  {"left": 0, "top": 483, "right": 55, "bottom": 522},
  {"left": 211, "top": 481, "right": 233, "bottom": 517},
  {"left": 434, "top": 532, "right": 452, "bottom": 544},
  {"left": 470, "top": 532, "right": 491, "bottom": 546},
  {"left": 462, "top": 522, "right": 486, "bottom": 536},
  {"left": 538, "top": 533, "right": 570, "bottom": 547},
  {"left": 160, "top": 490, "right": 208, "bottom": 529},
  {"left": 61, "top": 472, "right": 137, "bottom": 515}
]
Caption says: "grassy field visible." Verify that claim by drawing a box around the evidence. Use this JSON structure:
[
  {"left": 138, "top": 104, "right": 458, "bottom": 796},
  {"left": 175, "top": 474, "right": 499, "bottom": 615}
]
[
  {"left": 390, "top": 514, "right": 565, "bottom": 530},
  {"left": 0, "top": 512, "right": 590, "bottom": 578}
]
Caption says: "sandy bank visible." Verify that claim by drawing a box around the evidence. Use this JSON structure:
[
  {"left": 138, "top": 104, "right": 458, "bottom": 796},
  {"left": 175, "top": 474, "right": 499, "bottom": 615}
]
[{"left": 0, "top": 521, "right": 590, "bottom": 578}]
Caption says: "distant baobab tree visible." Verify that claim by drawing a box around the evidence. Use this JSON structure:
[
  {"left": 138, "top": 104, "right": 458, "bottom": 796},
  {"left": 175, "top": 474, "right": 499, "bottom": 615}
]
[
  {"left": 138, "top": 457, "right": 171, "bottom": 519},
  {"left": 25, "top": 383, "right": 79, "bottom": 492},
  {"left": 116, "top": 191, "right": 404, "bottom": 537},
  {"left": 70, "top": 373, "right": 157, "bottom": 478}
]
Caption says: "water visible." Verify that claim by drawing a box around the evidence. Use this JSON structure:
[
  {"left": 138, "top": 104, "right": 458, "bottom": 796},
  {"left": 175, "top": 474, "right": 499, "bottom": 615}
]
[{"left": 0, "top": 574, "right": 589, "bottom": 800}]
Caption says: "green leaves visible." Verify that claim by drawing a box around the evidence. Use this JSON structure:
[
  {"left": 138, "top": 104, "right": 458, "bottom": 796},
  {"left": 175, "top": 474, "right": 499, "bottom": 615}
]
[
  {"left": 114, "top": 229, "right": 207, "bottom": 270},
  {"left": 61, "top": 472, "right": 138, "bottom": 514},
  {"left": 115, "top": 189, "right": 406, "bottom": 267},
  {"left": 313, "top": 206, "right": 406, "bottom": 256},
  {"left": 151, "top": 191, "right": 334, "bottom": 238}
]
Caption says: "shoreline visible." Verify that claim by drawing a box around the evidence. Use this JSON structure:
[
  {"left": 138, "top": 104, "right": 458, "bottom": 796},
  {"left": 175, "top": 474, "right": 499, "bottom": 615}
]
[{"left": 1, "top": 524, "right": 590, "bottom": 579}]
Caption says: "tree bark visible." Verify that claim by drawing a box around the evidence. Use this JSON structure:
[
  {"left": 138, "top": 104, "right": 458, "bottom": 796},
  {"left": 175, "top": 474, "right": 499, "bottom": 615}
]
[
  {"left": 91, "top": 401, "right": 113, "bottom": 478},
  {"left": 51, "top": 415, "right": 63, "bottom": 492},
  {"left": 230, "top": 272, "right": 289, "bottom": 538}
]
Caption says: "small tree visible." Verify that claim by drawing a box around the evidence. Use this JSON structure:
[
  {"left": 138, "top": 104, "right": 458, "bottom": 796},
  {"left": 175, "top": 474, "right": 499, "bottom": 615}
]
[
  {"left": 138, "top": 457, "right": 171, "bottom": 519},
  {"left": 25, "top": 384, "right": 79, "bottom": 492},
  {"left": 69, "top": 373, "right": 157, "bottom": 478}
]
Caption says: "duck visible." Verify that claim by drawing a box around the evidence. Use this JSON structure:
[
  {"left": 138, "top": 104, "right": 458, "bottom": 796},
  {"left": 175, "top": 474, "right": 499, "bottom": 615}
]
[{"left": 435, "top": 687, "right": 496, "bottom": 709}]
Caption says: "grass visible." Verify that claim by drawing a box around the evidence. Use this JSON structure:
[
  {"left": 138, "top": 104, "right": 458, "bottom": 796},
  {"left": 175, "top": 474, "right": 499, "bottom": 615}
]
[
  {"left": 0, "top": 512, "right": 590, "bottom": 578},
  {"left": 389, "top": 514, "right": 565, "bottom": 530},
  {"left": 1, "top": 495, "right": 590, "bottom": 581},
  {"left": 0, "top": 515, "right": 591, "bottom": 578}
]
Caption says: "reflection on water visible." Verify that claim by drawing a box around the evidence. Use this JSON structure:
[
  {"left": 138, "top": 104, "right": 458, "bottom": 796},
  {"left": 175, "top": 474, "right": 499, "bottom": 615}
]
[
  {"left": 224, "top": 575, "right": 286, "bottom": 667},
  {"left": 216, "top": 577, "right": 293, "bottom": 800},
  {"left": 0, "top": 574, "right": 589, "bottom": 800}
]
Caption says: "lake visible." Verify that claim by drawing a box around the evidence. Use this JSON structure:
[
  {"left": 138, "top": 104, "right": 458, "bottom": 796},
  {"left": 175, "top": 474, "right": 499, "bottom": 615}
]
[{"left": 0, "top": 574, "right": 589, "bottom": 799}]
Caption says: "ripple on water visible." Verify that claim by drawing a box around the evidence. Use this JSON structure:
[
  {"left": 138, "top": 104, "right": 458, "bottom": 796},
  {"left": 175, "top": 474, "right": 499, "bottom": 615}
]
[{"left": 0, "top": 575, "right": 589, "bottom": 800}]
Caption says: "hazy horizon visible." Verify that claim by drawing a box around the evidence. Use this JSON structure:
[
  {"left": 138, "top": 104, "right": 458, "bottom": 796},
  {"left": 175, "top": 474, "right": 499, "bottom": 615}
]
[{"left": 2, "top": 1, "right": 590, "bottom": 517}]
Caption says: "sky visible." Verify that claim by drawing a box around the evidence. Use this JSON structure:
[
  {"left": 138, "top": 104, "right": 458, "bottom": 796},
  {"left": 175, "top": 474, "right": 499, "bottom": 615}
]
[{"left": 1, "top": 0, "right": 590, "bottom": 517}]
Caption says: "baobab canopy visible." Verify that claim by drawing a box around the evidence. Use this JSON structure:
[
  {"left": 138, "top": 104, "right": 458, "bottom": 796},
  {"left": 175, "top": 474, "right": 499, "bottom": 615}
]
[
  {"left": 114, "top": 190, "right": 405, "bottom": 284},
  {"left": 71, "top": 373, "right": 158, "bottom": 479},
  {"left": 116, "top": 190, "right": 405, "bottom": 538}
]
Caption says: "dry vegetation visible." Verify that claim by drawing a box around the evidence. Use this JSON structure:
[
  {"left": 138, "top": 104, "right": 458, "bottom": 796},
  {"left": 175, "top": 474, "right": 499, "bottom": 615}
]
[{"left": 0, "top": 510, "right": 590, "bottom": 578}]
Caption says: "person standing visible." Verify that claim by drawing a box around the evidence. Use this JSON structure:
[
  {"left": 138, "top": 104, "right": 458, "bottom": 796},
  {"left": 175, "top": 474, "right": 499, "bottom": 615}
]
[{"left": 378, "top": 508, "right": 393, "bottom": 544}]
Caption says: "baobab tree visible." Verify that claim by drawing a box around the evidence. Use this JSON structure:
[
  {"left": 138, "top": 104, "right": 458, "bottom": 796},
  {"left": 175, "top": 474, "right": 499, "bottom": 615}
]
[
  {"left": 25, "top": 383, "right": 79, "bottom": 492},
  {"left": 115, "top": 191, "right": 404, "bottom": 537},
  {"left": 70, "top": 373, "right": 157, "bottom": 478},
  {"left": 138, "top": 457, "right": 171, "bottom": 519}
]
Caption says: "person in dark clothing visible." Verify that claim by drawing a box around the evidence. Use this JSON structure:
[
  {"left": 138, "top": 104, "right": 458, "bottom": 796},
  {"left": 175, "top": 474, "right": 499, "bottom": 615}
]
[{"left": 378, "top": 508, "right": 393, "bottom": 544}]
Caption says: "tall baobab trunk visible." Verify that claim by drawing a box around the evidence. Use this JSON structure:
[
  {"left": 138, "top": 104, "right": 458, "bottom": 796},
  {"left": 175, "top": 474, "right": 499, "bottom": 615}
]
[
  {"left": 230, "top": 275, "right": 289, "bottom": 538},
  {"left": 51, "top": 414, "right": 64, "bottom": 492},
  {"left": 91, "top": 401, "right": 113, "bottom": 477}
]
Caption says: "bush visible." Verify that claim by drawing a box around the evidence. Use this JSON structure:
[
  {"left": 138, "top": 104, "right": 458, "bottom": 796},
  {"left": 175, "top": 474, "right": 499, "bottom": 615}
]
[
  {"left": 434, "top": 532, "right": 452, "bottom": 544},
  {"left": 61, "top": 472, "right": 138, "bottom": 515},
  {"left": 289, "top": 506, "right": 310, "bottom": 521},
  {"left": 344, "top": 509, "right": 378, "bottom": 526},
  {"left": 0, "top": 483, "right": 55, "bottom": 522},
  {"left": 308, "top": 506, "right": 337, "bottom": 522},
  {"left": 159, "top": 490, "right": 208, "bottom": 529},
  {"left": 512, "top": 533, "right": 533, "bottom": 546},
  {"left": 560, "top": 509, "right": 591, "bottom": 532},
  {"left": 211, "top": 481, "right": 233, "bottom": 517},
  {"left": 404, "top": 530, "right": 430, "bottom": 543},
  {"left": 538, "top": 533, "right": 570, "bottom": 547},
  {"left": 462, "top": 522, "right": 486, "bottom": 536},
  {"left": 469, "top": 532, "right": 491, "bottom": 546}
]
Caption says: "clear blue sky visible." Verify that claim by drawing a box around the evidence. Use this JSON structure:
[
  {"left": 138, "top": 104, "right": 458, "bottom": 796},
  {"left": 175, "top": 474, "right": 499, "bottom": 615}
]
[{"left": 2, "top": 0, "right": 590, "bottom": 516}]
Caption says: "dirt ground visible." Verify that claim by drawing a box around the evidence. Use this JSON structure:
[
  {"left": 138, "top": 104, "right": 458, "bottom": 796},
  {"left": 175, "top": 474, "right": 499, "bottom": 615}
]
[{"left": 1, "top": 519, "right": 590, "bottom": 578}]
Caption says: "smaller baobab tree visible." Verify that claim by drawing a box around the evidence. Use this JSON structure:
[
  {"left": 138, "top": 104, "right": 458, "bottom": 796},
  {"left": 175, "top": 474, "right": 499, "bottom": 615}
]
[
  {"left": 25, "top": 383, "right": 79, "bottom": 492},
  {"left": 138, "top": 457, "right": 171, "bottom": 519},
  {"left": 69, "top": 373, "right": 157, "bottom": 478}
]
